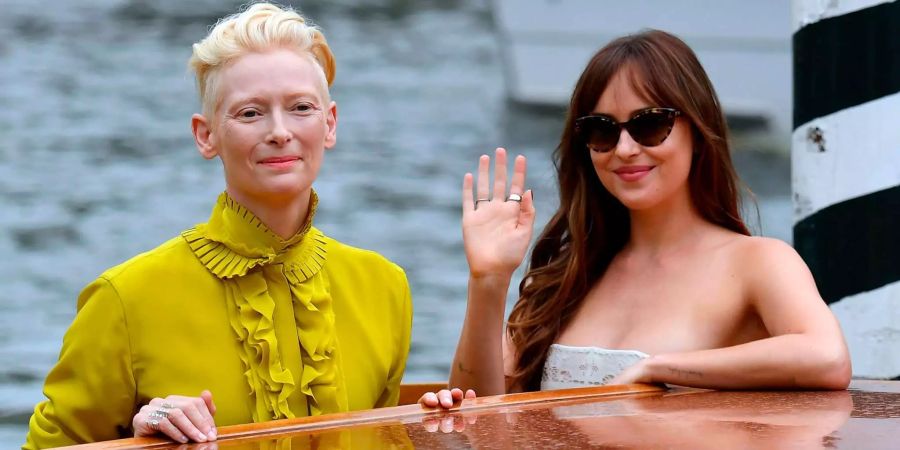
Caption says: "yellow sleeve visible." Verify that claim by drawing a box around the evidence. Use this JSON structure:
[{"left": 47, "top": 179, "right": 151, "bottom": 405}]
[
  {"left": 373, "top": 266, "right": 413, "bottom": 408},
  {"left": 24, "top": 277, "right": 137, "bottom": 449}
]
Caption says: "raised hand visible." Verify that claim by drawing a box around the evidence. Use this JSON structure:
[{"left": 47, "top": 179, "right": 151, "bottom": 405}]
[
  {"left": 132, "top": 390, "right": 217, "bottom": 444},
  {"left": 462, "top": 148, "right": 535, "bottom": 279}
]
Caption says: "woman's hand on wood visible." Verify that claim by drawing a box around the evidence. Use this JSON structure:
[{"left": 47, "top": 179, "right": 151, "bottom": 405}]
[
  {"left": 132, "top": 390, "right": 217, "bottom": 444},
  {"left": 418, "top": 387, "right": 477, "bottom": 409}
]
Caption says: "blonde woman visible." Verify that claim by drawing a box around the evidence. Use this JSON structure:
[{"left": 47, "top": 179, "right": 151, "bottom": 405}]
[{"left": 25, "top": 3, "right": 414, "bottom": 447}]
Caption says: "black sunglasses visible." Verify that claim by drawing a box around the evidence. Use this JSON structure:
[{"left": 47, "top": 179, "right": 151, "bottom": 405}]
[{"left": 574, "top": 107, "right": 682, "bottom": 153}]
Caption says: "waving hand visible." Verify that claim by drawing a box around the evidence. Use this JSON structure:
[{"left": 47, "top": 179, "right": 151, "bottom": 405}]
[{"left": 462, "top": 148, "right": 535, "bottom": 279}]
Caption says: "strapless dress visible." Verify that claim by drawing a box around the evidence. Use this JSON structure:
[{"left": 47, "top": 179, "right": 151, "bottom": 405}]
[{"left": 540, "top": 343, "right": 649, "bottom": 391}]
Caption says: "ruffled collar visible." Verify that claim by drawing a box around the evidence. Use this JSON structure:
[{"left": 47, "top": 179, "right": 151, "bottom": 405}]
[{"left": 181, "top": 191, "right": 326, "bottom": 280}]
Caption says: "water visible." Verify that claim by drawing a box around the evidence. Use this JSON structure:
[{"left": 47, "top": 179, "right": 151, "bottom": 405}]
[{"left": 0, "top": 0, "right": 791, "bottom": 446}]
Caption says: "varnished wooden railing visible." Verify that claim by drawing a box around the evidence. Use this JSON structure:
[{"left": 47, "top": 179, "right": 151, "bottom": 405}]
[{"left": 61, "top": 383, "right": 666, "bottom": 449}]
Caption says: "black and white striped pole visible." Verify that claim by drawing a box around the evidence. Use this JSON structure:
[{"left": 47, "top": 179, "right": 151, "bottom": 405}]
[{"left": 792, "top": 0, "right": 900, "bottom": 379}]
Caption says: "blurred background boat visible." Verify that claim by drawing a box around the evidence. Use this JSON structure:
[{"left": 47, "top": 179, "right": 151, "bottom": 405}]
[{"left": 492, "top": 0, "right": 792, "bottom": 143}]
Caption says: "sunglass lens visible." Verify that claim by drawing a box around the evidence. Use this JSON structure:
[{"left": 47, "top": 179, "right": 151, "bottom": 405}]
[
  {"left": 583, "top": 117, "right": 619, "bottom": 153},
  {"left": 627, "top": 111, "right": 675, "bottom": 147}
]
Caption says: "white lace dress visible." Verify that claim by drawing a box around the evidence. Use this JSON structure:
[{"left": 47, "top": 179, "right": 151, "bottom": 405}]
[{"left": 540, "top": 344, "right": 649, "bottom": 391}]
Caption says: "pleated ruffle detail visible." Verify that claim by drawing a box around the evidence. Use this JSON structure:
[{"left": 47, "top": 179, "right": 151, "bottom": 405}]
[
  {"left": 223, "top": 274, "right": 296, "bottom": 420},
  {"left": 289, "top": 273, "right": 347, "bottom": 415},
  {"left": 181, "top": 192, "right": 320, "bottom": 279},
  {"left": 181, "top": 191, "right": 346, "bottom": 421}
]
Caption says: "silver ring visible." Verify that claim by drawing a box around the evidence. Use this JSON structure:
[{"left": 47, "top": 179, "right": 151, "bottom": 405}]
[
  {"left": 148, "top": 418, "right": 160, "bottom": 431},
  {"left": 161, "top": 402, "right": 175, "bottom": 409},
  {"left": 506, "top": 193, "right": 523, "bottom": 202},
  {"left": 474, "top": 198, "right": 490, "bottom": 209},
  {"left": 150, "top": 409, "right": 168, "bottom": 419}
]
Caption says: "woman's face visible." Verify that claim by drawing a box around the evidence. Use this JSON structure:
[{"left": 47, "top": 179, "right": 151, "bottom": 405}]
[
  {"left": 588, "top": 68, "right": 693, "bottom": 211},
  {"left": 201, "top": 48, "right": 336, "bottom": 205}
]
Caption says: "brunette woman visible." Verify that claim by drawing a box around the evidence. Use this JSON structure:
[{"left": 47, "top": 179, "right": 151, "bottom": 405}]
[{"left": 427, "top": 30, "right": 850, "bottom": 404}]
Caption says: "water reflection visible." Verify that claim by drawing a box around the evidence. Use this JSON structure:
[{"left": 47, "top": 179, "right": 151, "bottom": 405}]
[
  {"left": 115, "top": 388, "right": 899, "bottom": 449},
  {"left": 411, "top": 390, "right": 853, "bottom": 449},
  {"left": 556, "top": 391, "right": 851, "bottom": 449}
]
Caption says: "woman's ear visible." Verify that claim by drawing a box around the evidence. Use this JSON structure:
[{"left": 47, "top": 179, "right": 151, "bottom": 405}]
[
  {"left": 192, "top": 113, "right": 218, "bottom": 159},
  {"left": 324, "top": 101, "right": 337, "bottom": 150}
]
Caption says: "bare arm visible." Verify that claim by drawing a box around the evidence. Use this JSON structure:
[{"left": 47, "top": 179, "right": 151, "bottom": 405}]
[
  {"left": 613, "top": 238, "right": 851, "bottom": 390},
  {"left": 450, "top": 274, "right": 511, "bottom": 394},
  {"left": 447, "top": 148, "right": 535, "bottom": 396},
  {"left": 638, "top": 333, "right": 849, "bottom": 389}
]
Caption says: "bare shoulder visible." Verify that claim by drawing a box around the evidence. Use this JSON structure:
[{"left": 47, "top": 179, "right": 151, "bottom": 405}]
[
  {"left": 723, "top": 235, "right": 821, "bottom": 305},
  {"left": 701, "top": 230, "right": 802, "bottom": 272},
  {"left": 725, "top": 235, "right": 805, "bottom": 271}
]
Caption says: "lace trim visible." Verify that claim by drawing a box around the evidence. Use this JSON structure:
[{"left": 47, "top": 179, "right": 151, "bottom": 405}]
[{"left": 541, "top": 345, "right": 648, "bottom": 390}]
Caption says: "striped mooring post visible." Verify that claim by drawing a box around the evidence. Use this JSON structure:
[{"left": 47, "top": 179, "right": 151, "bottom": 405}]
[{"left": 792, "top": 0, "right": 900, "bottom": 379}]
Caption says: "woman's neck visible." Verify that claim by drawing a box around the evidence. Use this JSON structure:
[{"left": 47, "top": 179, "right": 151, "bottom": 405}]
[
  {"left": 226, "top": 188, "right": 312, "bottom": 240},
  {"left": 625, "top": 189, "right": 707, "bottom": 259}
]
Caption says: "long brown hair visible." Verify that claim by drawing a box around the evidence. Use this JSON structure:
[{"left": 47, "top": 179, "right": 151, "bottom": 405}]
[{"left": 506, "top": 30, "right": 751, "bottom": 391}]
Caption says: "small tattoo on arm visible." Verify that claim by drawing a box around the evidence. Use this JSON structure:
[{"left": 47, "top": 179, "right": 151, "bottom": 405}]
[
  {"left": 457, "top": 362, "right": 476, "bottom": 375},
  {"left": 667, "top": 368, "right": 704, "bottom": 379}
]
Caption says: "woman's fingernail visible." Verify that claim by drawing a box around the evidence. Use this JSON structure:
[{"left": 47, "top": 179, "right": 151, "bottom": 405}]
[{"left": 208, "top": 429, "right": 217, "bottom": 440}]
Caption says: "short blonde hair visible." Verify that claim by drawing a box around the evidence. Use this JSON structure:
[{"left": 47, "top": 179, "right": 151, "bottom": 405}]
[{"left": 188, "top": 2, "right": 336, "bottom": 118}]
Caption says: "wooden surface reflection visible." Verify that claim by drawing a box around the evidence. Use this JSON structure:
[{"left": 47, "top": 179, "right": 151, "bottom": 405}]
[{"left": 64, "top": 381, "right": 899, "bottom": 449}]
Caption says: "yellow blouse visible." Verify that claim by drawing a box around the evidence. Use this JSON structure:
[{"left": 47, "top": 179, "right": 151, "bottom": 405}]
[{"left": 24, "top": 191, "right": 412, "bottom": 449}]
